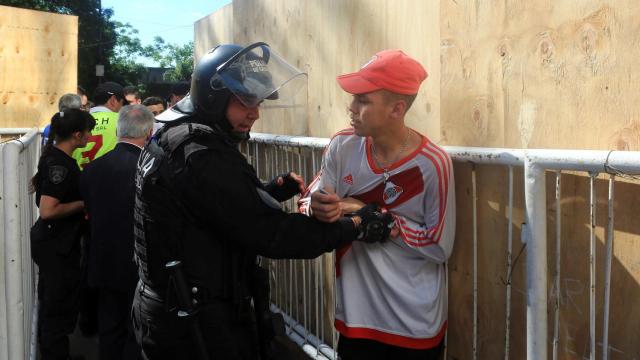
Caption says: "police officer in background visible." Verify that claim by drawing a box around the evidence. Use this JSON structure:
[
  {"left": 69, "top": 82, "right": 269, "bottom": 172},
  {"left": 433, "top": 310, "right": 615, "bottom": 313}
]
[{"left": 131, "top": 42, "right": 394, "bottom": 360}]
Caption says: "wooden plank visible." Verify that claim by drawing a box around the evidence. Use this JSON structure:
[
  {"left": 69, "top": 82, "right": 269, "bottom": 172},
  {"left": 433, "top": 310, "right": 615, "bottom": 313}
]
[
  {"left": 193, "top": 3, "right": 233, "bottom": 62},
  {"left": 0, "top": 6, "right": 77, "bottom": 128}
]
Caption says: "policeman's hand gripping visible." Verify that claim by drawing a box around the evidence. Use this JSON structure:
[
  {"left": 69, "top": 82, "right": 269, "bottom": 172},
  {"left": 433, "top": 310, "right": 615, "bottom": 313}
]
[
  {"left": 265, "top": 172, "right": 303, "bottom": 202},
  {"left": 353, "top": 204, "right": 395, "bottom": 243}
]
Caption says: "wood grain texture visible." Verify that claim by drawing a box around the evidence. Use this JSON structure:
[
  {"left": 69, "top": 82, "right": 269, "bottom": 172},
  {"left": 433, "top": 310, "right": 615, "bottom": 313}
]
[
  {"left": 196, "top": 1, "right": 640, "bottom": 358},
  {"left": 0, "top": 5, "right": 77, "bottom": 128}
]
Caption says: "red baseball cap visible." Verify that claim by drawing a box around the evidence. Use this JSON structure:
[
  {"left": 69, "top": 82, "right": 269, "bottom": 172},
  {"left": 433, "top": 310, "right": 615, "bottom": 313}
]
[{"left": 336, "top": 49, "right": 428, "bottom": 95}]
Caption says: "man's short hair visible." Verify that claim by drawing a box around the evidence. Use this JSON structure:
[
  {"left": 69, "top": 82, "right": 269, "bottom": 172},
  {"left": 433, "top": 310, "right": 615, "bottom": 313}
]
[
  {"left": 382, "top": 90, "right": 417, "bottom": 112},
  {"left": 142, "top": 96, "right": 166, "bottom": 107},
  {"left": 117, "top": 104, "right": 155, "bottom": 139},
  {"left": 58, "top": 93, "right": 82, "bottom": 111},
  {"left": 123, "top": 85, "right": 141, "bottom": 100}
]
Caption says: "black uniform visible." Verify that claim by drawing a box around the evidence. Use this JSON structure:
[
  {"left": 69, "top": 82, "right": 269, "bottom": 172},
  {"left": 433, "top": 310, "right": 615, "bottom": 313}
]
[
  {"left": 131, "top": 120, "right": 357, "bottom": 360},
  {"left": 30, "top": 146, "right": 85, "bottom": 360}
]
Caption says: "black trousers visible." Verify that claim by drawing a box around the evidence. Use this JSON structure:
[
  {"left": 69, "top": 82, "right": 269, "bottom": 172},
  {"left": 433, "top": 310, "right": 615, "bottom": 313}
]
[
  {"left": 131, "top": 283, "right": 260, "bottom": 360},
  {"left": 98, "top": 287, "right": 141, "bottom": 360},
  {"left": 338, "top": 335, "right": 444, "bottom": 360},
  {"left": 37, "top": 249, "right": 81, "bottom": 360}
]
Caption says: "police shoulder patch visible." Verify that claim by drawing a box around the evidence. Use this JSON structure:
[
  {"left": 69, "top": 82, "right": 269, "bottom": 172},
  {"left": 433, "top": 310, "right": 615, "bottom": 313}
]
[
  {"left": 257, "top": 187, "right": 282, "bottom": 210},
  {"left": 49, "top": 165, "right": 68, "bottom": 185}
]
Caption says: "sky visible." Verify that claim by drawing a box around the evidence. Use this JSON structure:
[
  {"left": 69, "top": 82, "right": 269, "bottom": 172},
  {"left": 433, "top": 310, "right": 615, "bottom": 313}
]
[{"left": 102, "top": 0, "right": 231, "bottom": 65}]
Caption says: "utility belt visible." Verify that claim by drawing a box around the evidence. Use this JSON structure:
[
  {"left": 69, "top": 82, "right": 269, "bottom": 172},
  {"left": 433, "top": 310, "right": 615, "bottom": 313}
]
[{"left": 137, "top": 280, "right": 252, "bottom": 316}]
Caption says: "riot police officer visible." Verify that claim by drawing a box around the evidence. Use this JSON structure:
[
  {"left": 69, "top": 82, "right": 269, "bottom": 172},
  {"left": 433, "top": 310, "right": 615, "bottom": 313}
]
[{"left": 131, "top": 42, "right": 393, "bottom": 360}]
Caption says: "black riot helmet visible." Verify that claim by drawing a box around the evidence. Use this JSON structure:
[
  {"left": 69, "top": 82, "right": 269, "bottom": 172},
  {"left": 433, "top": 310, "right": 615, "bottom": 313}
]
[{"left": 189, "top": 42, "right": 307, "bottom": 125}]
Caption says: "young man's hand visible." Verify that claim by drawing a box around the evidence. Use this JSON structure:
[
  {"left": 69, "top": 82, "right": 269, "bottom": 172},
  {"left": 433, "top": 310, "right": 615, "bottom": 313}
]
[{"left": 310, "top": 188, "right": 342, "bottom": 223}]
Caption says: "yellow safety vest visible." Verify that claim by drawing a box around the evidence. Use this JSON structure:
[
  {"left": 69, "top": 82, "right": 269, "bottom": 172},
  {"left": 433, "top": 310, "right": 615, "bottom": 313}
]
[{"left": 72, "top": 109, "right": 119, "bottom": 169}]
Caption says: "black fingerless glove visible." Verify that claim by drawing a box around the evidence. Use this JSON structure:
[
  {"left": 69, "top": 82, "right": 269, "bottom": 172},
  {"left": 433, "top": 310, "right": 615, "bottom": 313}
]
[
  {"left": 264, "top": 173, "right": 300, "bottom": 202},
  {"left": 354, "top": 204, "right": 395, "bottom": 243}
]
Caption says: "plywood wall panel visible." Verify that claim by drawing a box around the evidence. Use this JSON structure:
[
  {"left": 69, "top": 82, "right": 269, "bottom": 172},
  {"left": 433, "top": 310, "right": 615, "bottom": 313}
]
[
  {"left": 194, "top": 4, "right": 233, "bottom": 62},
  {"left": 195, "top": 1, "right": 640, "bottom": 359},
  {"left": 0, "top": 6, "right": 77, "bottom": 128}
]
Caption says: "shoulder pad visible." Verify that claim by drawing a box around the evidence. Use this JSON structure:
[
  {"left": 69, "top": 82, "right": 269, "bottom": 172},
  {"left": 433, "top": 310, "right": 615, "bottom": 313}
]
[
  {"left": 135, "top": 140, "right": 165, "bottom": 190},
  {"left": 159, "top": 123, "right": 215, "bottom": 155}
]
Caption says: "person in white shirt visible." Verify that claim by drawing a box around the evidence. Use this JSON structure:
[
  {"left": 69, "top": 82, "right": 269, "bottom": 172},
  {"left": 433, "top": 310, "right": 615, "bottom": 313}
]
[{"left": 300, "top": 49, "right": 456, "bottom": 360}]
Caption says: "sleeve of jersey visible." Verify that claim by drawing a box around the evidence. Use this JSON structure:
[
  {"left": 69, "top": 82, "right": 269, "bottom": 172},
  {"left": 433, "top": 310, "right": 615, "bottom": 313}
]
[
  {"left": 298, "top": 138, "right": 339, "bottom": 215},
  {"left": 186, "top": 150, "right": 356, "bottom": 260},
  {"left": 393, "top": 155, "right": 456, "bottom": 263}
]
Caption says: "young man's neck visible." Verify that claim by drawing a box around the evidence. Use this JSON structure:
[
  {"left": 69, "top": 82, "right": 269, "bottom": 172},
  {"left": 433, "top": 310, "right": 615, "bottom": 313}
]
[{"left": 370, "top": 123, "right": 410, "bottom": 157}]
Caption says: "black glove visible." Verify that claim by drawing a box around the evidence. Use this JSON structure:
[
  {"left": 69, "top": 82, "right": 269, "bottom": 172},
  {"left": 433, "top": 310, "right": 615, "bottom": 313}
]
[
  {"left": 354, "top": 204, "right": 395, "bottom": 243},
  {"left": 264, "top": 172, "right": 301, "bottom": 202}
]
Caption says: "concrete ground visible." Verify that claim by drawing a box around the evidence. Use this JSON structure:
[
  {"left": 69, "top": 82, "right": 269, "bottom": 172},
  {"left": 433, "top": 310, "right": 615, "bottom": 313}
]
[{"left": 69, "top": 326, "right": 309, "bottom": 360}]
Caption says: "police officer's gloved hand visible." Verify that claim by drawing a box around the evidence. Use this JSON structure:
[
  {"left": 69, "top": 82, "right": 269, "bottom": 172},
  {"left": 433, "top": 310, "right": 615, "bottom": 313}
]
[
  {"left": 353, "top": 204, "right": 395, "bottom": 243},
  {"left": 265, "top": 172, "right": 303, "bottom": 202}
]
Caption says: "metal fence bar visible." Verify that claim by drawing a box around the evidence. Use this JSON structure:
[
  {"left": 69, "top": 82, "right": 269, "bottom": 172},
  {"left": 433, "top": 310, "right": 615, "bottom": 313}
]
[
  {"left": 602, "top": 175, "right": 615, "bottom": 360},
  {"left": 524, "top": 160, "right": 548, "bottom": 360},
  {"left": 552, "top": 171, "right": 562, "bottom": 360},
  {"left": 472, "top": 164, "right": 478, "bottom": 360},
  {"left": 589, "top": 173, "right": 597, "bottom": 360},
  {"left": 504, "top": 166, "right": 514, "bottom": 360}
]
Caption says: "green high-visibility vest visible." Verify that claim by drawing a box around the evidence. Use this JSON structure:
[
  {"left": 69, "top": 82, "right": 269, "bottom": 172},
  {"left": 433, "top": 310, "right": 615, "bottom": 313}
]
[{"left": 72, "top": 110, "right": 119, "bottom": 169}]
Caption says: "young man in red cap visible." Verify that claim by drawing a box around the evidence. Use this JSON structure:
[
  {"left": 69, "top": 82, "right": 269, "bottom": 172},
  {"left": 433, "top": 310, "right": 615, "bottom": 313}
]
[{"left": 300, "top": 50, "right": 456, "bottom": 359}]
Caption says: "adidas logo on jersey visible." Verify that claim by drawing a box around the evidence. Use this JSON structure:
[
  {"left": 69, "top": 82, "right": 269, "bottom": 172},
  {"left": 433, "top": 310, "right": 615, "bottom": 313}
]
[
  {"left": 382, "top": 180, "right": 403, "bottom": 204},
  {"left": 343, "top": 174, "right": 354, "bottom": 185}
]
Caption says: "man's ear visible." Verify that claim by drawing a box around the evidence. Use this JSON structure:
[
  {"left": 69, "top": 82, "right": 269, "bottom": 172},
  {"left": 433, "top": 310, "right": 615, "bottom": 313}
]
[
  {"left": 389, "top": 99, "right": 407, "bottom": 120},
  {"left": 72, "top": 131, "right": 83, "bottom": 143}
]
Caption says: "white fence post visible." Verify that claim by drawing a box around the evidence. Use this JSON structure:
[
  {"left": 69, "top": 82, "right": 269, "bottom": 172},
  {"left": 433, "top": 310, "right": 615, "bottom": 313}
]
[
  {"left": 524, "top": 158, "right": 548, "bottom": 360},
  {"left": 1, "top": 128, "right": 40, "bottom": 360},
  {"left": 3, "top": 140, "right": 27, "bottom": 360}
]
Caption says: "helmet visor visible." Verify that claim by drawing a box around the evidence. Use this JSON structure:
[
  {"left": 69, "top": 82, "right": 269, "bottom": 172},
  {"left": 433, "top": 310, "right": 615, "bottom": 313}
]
[{"left": 211, "top": 43, "right": 307, "bottom": 108}]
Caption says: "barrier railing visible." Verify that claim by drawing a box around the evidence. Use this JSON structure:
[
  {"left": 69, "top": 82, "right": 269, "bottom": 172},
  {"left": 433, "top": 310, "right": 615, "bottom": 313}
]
[
  {"left": 0, "top": 128, "right": 41, "bottom": 360},
  {"left": 243, "top": 133, "right": 640, "bottom": 360},
  {"left": 3, "top": 128, "right": 640, "bottom": 360}
]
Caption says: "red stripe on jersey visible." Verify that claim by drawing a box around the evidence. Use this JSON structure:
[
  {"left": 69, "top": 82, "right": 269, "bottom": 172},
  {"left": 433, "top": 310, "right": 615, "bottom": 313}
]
[
  {"left": 425, "top": 142, "right": 451, "bottom": 242},
  {"left": 298, "top": 174, "right": 321, "bottom": 213},
  {"left": 351, "top": 166, "right": 424, "bottom": 209},
  {"left": 335, "top": 319, "right": 447, "bottom": 350},
  {"left": 399, "top": 226, "right": 437, "bottom": 247},
  {"left": 418, "top": 149, "right": 445, "bottom": 243}
]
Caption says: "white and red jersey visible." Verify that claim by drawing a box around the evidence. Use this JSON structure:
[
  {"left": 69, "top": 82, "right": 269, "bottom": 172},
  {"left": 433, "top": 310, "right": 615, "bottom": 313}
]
[{"left": 299, "top": 128, "right": 455, "bottom": 349}]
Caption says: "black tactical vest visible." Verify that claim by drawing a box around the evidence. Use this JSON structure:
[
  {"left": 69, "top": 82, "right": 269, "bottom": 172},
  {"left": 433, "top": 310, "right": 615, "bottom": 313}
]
[{"left": 133, "top": 122, "right": 253, "bottom": 302}]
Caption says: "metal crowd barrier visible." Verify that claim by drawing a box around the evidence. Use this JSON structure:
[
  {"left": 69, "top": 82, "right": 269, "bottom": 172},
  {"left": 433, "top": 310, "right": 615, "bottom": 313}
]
[
  {"left": 3, "top": 128, "right": 640, "bottom": 360},
  {"left": 243, "top": 132, "right": 640, "bottom": 360},
  {"left": 0, "top": 128, "right": 41, "bottom": 360}
]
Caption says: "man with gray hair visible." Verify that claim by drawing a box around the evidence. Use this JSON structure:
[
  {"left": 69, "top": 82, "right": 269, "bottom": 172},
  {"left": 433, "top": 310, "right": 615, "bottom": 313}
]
[
  {"left": 41, "top": 93, "right": 84, "bottom": 147},
  {"left": 80, "top": 104, "right": 154, "bottom": 360}
]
